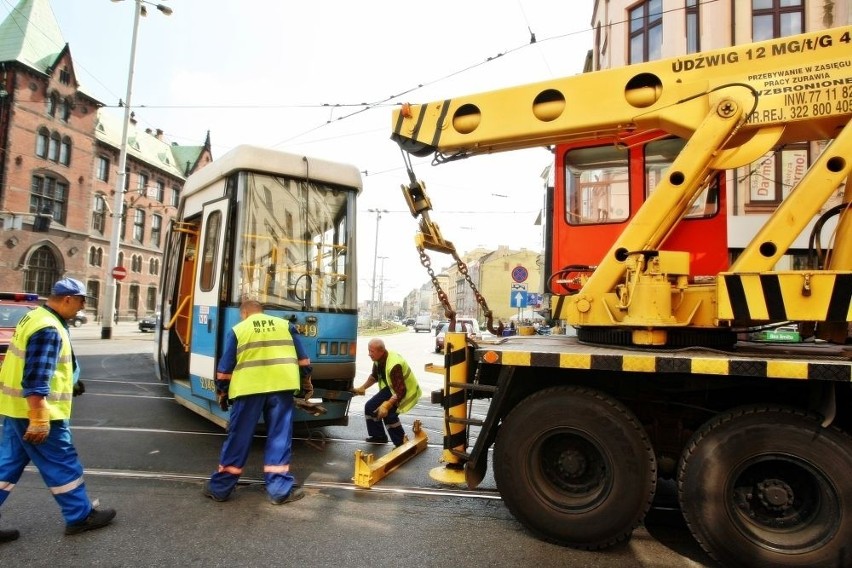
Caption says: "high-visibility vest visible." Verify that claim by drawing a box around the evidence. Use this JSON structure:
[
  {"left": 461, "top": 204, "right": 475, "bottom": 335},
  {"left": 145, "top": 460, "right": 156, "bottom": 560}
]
[
  {"left": 0, "top": 307, "right": 74, "bottom": 419},
  {"left": 227, "top": 313, "right": 300, "bottom": 399},
  {"left": 376, "top": 351, "right": 421, "bottom": 414}
]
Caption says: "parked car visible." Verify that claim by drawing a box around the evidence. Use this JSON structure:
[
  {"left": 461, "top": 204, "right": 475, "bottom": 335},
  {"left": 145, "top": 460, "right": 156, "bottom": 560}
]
[
  {"left": 413, "top": 314, "right": 432, "bottom": 333},
  {"left": 0, "top": 292, "right": 42, "bottom": 368},
  {"left": 435, "top": 318, "right": 481, "bottom": 353},
  {"left": 68, "top": 309, "right": 88, "bottom": 327},
  {"left": 138, "top": 313, "right": 160, "bottom": 332},
  {"left": 402, "top": 317, "right": 415, "bottom": 326}
]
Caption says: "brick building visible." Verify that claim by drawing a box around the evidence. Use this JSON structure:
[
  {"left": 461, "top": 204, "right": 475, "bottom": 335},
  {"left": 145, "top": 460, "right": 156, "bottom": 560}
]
[{"left": 0, "top": 0, "right": 212, "bottom": 321}]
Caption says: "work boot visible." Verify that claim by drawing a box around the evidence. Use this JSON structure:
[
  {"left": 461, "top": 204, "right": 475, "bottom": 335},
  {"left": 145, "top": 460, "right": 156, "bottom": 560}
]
[
  {"left": 0, "top": 514, "right": 19, "bottom": 543},
  {"left": 64, "top": 506, "right": 116, "bottom": 535},
  {"left": 269, "top": 489, "right": 305, "bottom": 505},
  {"left": 202, "top": 481, "right": 229, "bottom": 502},
  {"left": 364, "top": 436, "right": 388, "bottom": 444}
]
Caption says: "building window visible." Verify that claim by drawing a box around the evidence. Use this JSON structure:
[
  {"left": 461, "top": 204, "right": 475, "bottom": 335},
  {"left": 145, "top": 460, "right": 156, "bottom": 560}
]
[
  {"left": 752, "top": 0, "right": 803, "bottom": 41},
  {"left": 92, "top": 194, "right": 106, "bottom": 234},
  {"left": 59, "top": 136, "right": 72, "bottom": 166},
  {"left": 120, "top": 203, "right": 127, "bottom": 240},
  {"left": 132, "top": 254, "right": 143, "bottom": 273},
  {"left": 36, "top": 127, "right": 49, "bottom": 158},
  {"left": 129, "top": 284, "right": 140, "bottom": 316},
  {"left": 47, "top": 92, "right": 57, "bottom": 117},
  {"left": 595, "top": 22, "right": 608, "bottom": 71},
  {"left": 154, "top": 180, "right": 164, "bottom": 202},
  {"left": 149, "top": 257, "right": 160, "bottom": 275},
  {"left": 48, "top": 132, "right": 60, "bottom": 162},
  {"left": 118, "top": 251, "right": 125, "bottom": 267},
  {"left": 151, "top": 214, "right": 162, "bottom": 248},
  {"left": 37, "top": 130, "right": 70, "bottom": 164},
  {"left": 124, "top": 167, "right": 130, "bottom": 191},
  {"left": 59, "top": 98, "right": 70, "bottom": 122},
  {"left": 24, "top": 246, "right": 60, "bottom": 296},
  {"left": 30, "top": 174, "right": 68, "bottom": 224},
  {"left": 170, "top": 185, "right": 180, "bottom": 207},
  {"left": 97, "top": 156, "right": 110, "bottom": 182},
  {"left": 87, "top": 280, "right": 100, "bottom": 313},
  {"left": 743, "top": 144, "right": 809, "bottom": 211},
  {"left": 59, "top": 66, "right": 71, "bottom": 85},
  {"left": 146, "top": 285, "right": 157, "bottom": 313},
  {"left": 88, "top": 246, "right": 104, "bottom": 267},
  {"left": 628, "top": 0, "right": 663, "bottom": 64},
  {"left": 133, "top": 209, "right": 145, "bottom": 242},
  {"left": 138, "top": 171, "right": 149, "bottom": 195},
  {"left": 685, "top": 0, "right": 700, "bottom": 54}
]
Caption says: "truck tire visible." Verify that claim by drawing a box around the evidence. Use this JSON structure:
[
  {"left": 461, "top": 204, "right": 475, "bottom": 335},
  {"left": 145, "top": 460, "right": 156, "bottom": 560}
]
[
  {"left": 493, "top": 386, "right": 656, "bottom": 549},
  {"left": 678, "top": 405, "right": 852, "bottom": 567}
]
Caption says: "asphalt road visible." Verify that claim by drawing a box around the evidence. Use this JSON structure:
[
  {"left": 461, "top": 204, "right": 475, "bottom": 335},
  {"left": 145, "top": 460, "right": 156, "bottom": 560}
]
[{"left": 0, "top": 322, "right": 715, "bottom": 567}]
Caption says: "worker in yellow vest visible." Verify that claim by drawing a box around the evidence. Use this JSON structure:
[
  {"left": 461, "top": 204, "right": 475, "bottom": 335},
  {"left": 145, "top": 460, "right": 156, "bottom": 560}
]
[
  {"left": 203, "top": 299, "right": 311, "bottom": 505},
  {"left": 0, "top": 278, "right": 116, "bottom": 540},
  {"left": 352, "top": 338, "right": 422, "bottom": 447}
]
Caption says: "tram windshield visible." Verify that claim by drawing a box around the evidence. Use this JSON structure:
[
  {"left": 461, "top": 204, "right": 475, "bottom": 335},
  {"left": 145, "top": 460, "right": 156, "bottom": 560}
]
[{"left": 237, "top": 172, "right": 356, "bottom": 311}]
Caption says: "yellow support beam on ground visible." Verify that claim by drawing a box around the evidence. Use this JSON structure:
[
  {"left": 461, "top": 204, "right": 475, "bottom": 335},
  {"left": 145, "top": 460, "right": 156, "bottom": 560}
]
[{"left": 353, "top": 420, "right": 428, "bottom": 488}]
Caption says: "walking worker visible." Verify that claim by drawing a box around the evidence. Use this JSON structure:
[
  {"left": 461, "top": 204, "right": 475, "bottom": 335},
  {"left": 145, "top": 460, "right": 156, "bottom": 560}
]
[
  {"left": 203, "top": 299, "right": 312, "bottom": 505},
  {"left": 352, "top": 338, "right": 422, "bottom": 447},
  {"left": 0, "top": 277, "right": 116, "bottom": 540}
]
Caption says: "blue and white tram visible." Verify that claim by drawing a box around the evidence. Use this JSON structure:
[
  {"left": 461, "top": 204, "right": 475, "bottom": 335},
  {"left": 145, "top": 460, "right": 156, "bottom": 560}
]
[{"left": 156, "top": 145, "right": 361, "bottom": 427}]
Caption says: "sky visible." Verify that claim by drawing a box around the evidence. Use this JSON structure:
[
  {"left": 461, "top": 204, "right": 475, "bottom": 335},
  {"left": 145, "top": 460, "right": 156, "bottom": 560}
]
[{"left": 2, "top": 0, "right": 595, "bottom": 303}]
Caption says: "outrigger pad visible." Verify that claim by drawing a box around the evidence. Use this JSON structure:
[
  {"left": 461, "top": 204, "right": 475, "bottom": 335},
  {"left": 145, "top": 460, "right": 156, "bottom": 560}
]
[{"left": 353, "top": 420, "right": 428, "bottom": 488}]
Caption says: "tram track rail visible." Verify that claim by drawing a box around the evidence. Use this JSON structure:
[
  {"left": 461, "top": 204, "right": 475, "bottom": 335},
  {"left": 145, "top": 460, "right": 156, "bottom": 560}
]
[{"left": 33, "top": 466, "right": 504, "bottom": 500}]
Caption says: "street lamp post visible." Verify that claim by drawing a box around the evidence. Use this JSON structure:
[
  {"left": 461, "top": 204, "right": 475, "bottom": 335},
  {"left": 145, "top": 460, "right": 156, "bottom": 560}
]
[
  {"left": 367, "top": 208, "right": 388, "bottom": 327},
  {"left": 101, "top": 0, "right": 172, "bottom": 339},
  {"left": 377, "top": 255, "right": 388, "bottom": 324}
]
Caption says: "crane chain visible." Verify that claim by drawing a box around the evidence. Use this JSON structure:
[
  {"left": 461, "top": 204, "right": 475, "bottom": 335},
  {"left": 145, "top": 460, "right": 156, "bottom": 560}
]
[
  {"left": 417, "top": 244, "right": 495, "bottom": 334},
  {"left": 417, "top": 244, "right": 454, "bottom": 322}
]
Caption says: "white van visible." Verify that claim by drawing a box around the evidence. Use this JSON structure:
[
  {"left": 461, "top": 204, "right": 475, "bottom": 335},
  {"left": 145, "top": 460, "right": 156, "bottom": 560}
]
[{"left": 413, "top": 314, "right": 432, "bottom": 332}]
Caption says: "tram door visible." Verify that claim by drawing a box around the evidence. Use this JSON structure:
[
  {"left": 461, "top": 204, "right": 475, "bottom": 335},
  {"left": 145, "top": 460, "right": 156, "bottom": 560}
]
[{"left": 189, "top": 197, "right": 230, "bottom": 401}]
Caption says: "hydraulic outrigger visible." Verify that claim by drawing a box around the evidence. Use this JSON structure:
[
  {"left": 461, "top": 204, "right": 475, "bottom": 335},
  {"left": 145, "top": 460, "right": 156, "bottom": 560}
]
[{"left": 353, "top": 420, "right": 428, "bottom": 488}]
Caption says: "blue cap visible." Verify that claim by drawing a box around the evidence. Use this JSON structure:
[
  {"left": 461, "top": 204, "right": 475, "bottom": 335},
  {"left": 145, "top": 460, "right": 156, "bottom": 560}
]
[{"left": 52, "top": 277, "right": 88, "bottom": 297}]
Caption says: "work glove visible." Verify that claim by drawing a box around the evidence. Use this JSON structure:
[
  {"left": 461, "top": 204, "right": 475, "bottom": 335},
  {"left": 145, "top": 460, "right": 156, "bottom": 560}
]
[
  {"left": 23, "top": 408, "right": 51, "bottom": 444},
  {"left": 215, "top": 379, "right": 231, "bottom": 412},
  {"left": 375, "top": 400, "right": 393, "bottom": 420},
  {"left": 299, "top": 366, "right": 314, "bottom": 400},
  {"left": 351, "top": 386, "right": 366, "bottom": 396},
  {"left": 71, "top": 363, "right": 84, "bottom": 396},
  {"left": 300, "top": 376, "right": 314, "bottom": 401},
  {"left": 295, "top": 398, "right": 327, "bottom": 416}
]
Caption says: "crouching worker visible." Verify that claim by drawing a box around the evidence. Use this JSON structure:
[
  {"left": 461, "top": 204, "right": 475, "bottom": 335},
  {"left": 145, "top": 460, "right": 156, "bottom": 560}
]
[
  {"left": 203, "top": 299, "right": 310, "bottom": 505},
  {"left": 351, "top": 338, "right": 421, "bottom": 447}
]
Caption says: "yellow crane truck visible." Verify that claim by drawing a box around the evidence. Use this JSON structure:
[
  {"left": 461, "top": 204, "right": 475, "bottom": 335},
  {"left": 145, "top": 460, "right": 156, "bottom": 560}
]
[{"left": 390, "top": 26, "right": 852, "bottom": 567}]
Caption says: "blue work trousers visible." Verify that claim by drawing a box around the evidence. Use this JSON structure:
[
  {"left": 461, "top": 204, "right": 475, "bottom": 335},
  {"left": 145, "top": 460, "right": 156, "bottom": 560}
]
[
  {"left": 365, "top": 387, "right": 406, "bottom": 446},
  {"left": 0, "top": 417, "right": 92, "bottom": 524},
  {"left": 208, "top": 391, "right": 296, "bottom": 501}
]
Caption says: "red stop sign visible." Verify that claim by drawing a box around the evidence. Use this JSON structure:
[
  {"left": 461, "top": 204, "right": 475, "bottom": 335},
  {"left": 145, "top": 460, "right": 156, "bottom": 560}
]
[{"left": 111, "top": 266, "right": 127, "bottom": 281}]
